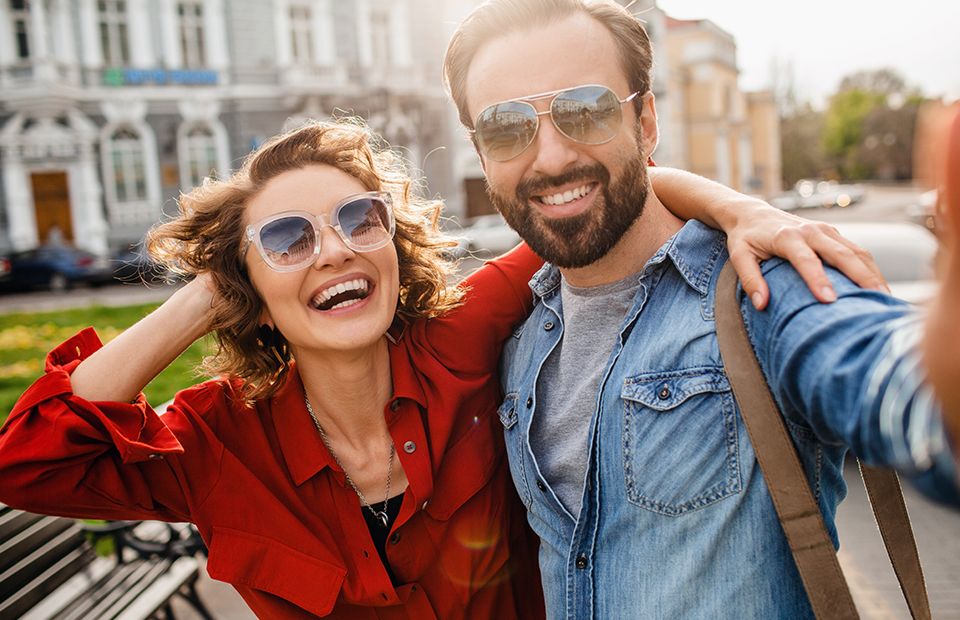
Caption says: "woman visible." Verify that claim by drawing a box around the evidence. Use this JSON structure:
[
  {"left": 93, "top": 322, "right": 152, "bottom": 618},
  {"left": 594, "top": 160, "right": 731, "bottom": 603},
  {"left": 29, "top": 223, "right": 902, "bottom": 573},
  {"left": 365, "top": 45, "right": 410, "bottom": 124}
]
[{"left": 0, "top": 120, "right": 882, "bottom": 618}]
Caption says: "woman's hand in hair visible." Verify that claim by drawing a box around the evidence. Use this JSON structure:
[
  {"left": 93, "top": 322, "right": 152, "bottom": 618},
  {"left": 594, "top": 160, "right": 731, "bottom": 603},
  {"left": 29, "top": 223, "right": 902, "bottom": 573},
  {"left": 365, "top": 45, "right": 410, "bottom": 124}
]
[{"left": 69, "top": 272, "right": 220, "bottom": 403}]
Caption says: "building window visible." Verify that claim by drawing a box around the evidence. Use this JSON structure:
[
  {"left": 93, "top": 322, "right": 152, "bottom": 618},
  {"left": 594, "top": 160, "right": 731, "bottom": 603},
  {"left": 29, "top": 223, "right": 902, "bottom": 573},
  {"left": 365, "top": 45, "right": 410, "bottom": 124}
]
[
  {"left": 289, "top": 2, "right": 313, "bottom": 65},
  {"left": 368, "top": 8, "right": 390, "bottom": 66},
  {"left": 98, "top": 0, "right": 130, "bottom": 66},
  {"left": 11, "top": 0, "right": 31, "bottom": 60},
  {"left": 182, "top": 124, "right": 217, "bottom": 188},
  {"left": 177, "top": 0, "right": 205, "bottom": 68},
  {"left": 109, "top": 127, "right": 147, "bottom": 203}
]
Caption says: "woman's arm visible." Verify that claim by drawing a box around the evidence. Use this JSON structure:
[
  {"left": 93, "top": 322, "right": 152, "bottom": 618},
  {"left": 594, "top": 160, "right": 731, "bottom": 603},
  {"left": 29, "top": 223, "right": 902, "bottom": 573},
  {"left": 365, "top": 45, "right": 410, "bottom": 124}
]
[
  {"left": 70, "top": 274, "right": 215, "bottom": 402},
  {"left": 650, "top": 167, "right": 887, "bottom": 310}
]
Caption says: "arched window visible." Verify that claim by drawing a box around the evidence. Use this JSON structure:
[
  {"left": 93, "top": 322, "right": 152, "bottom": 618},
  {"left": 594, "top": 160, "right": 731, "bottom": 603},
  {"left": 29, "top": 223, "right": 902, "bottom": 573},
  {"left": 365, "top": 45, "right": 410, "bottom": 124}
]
[
  {"left": 288, "top": 1, "right": 314, "bottom": 65},
  {"left": 108, "top": 127, "right": 146, "bottom": 203},
  {"left": 182, "top": 124, "right": 217, "bottom": 188}
]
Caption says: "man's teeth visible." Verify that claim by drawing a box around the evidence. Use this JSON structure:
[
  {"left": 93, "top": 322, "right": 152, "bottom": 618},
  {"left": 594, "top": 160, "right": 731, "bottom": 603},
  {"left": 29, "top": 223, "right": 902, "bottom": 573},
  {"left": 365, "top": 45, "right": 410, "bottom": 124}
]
[
  {"left": 312, "top": 279, "right": 369, "bottom": 307},
  {"left": 540, "top": 184, "right": 592, "bottom": 206}
]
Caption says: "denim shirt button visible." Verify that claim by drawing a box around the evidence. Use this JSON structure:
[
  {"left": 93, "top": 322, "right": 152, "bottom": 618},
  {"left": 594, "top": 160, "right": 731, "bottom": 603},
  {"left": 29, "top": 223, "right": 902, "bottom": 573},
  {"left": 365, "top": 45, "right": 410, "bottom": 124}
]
[
  {"left": 526, "top": 397, "right": 533, "bottom": 408},
  {"left": 657, "top": 385, "right": 671, "bottom": 400},
  {"left": 575, "top": 554, "right": 588, "bottom": 569},
  {"left": 536, "top": 479, "right": 546, "bottom": 491},
  {"left": 543, "top": 321, "right": 555, "bottom": 331}
]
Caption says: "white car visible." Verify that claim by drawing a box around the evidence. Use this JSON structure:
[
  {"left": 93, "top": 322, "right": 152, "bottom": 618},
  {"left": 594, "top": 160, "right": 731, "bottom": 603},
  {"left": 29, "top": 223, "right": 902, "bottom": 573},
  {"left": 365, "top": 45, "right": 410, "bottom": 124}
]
[
  {"left": 456, "top": 214, "right": 521, "bottom": 256},
  {"left": 833, "top": 222, "right": 939, "bottom": 304}
]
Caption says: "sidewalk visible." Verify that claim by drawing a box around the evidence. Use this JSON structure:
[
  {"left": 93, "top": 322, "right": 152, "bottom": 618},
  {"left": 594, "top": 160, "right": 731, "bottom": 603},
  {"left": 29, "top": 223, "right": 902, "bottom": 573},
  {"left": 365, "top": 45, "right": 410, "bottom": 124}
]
[{"left": 0, "top": 282, "right": 180, "bottom": 315}]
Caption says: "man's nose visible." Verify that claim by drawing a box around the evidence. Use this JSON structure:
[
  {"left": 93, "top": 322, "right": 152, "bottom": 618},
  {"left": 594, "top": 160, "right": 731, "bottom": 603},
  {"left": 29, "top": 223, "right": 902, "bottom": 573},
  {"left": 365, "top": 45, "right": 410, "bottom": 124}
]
[{"left": 529, "top": 117, "right": 579, "bottom": 178}]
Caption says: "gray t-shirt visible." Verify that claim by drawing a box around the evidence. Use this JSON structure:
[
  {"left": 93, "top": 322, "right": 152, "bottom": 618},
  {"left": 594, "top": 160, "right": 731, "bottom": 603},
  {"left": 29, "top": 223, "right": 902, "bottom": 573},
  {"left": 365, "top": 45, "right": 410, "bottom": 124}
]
[{"left": 531, "top": 272, "right": 642, "bottom": 516}]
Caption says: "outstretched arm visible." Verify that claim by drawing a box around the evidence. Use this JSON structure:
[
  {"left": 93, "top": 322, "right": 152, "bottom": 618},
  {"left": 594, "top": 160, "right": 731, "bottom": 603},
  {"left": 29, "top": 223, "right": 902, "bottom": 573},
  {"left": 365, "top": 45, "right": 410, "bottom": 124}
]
[
  {"left": 650, "top": 167, "right": 887, "bottom": 310},
  {"left": 920, "top": 105, "right": 960, "bottom": 451},
  {"left": 70, "top": 274, "right": 216, "bottom": 402}
]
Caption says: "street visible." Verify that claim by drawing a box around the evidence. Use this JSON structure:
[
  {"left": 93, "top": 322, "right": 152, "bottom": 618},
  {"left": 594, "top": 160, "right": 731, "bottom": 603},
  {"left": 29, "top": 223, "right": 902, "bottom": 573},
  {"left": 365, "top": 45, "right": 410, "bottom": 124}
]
[{"left": 4, "top": 183, "right": 958, "bottom": 618}]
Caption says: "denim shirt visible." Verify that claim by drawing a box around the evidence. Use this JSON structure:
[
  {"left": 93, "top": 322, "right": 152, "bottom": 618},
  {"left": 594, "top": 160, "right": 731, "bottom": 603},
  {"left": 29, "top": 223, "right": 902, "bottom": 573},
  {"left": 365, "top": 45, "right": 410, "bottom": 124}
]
[{"left": 500, "top": 221, "right": 959, "bottom": 619}]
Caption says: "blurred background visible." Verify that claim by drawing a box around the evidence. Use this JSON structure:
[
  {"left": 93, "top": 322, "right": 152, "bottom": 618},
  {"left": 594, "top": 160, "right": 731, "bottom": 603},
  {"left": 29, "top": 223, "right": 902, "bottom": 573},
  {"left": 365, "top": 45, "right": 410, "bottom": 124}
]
[{"left": 0, "top": 0, "right": 956, "bottom": 272}]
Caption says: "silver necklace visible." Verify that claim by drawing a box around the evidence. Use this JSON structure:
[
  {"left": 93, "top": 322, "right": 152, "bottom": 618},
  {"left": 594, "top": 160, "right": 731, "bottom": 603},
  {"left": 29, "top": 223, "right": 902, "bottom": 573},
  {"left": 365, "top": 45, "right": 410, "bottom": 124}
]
[{"left": 303, "top": 392, "right": 395, "bottom": 528}]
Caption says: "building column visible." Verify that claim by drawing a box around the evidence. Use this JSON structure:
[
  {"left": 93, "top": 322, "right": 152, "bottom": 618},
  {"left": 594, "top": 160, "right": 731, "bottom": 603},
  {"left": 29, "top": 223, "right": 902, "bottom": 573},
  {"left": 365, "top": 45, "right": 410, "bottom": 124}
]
[
  {"left": 389, "top": 0, "right": 413, "bottom": 68},
  {"left": 158, "top": 0, "right": 181, "bottom": 68},
  {"left": 69, "top": 110, "right": 108, "bottom": 255},
  {"left": 28, "top": 0, "right": 55, "bottom": 80},
  {"left": 127, "top": 0, "right": 155, "bottom": 67},
  {"left": 206, "top": 0, "right": 230, "bottom": 72},
  {"left": 273, "top": 0, "right": 292, "bottom": 67},
  {"left": 313, "top": 0, "right": 335, "bottom": 66},
  {"left": 77, "top": 0, "right": 103, "bottom": 69}
]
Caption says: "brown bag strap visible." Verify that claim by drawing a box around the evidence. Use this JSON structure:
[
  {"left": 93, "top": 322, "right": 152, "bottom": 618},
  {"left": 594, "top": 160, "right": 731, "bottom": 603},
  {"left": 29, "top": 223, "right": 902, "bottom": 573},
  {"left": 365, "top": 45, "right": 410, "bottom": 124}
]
[
  {"left": 859, "top": 464, "right": 931, "bottom": 619},
  {"left": 715, "top": 261, "right": 930, "bottom": 620}
]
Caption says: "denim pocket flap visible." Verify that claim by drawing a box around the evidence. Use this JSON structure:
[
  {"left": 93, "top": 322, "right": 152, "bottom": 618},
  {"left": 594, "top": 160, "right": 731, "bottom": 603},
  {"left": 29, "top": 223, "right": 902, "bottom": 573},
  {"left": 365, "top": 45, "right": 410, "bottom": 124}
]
[
  {"left": 622, "top": 368, "right": 730, "bottom": 412},
  {"left": 498, "top": 393, "right": 518, "bottom": 429}
]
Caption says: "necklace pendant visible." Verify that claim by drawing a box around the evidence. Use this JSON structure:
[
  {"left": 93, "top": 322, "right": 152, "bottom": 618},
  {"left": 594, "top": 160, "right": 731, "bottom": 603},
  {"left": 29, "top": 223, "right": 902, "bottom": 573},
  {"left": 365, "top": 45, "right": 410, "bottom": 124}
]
[{"left": 375, "top": 510, "right": 389, "bottom": 528}]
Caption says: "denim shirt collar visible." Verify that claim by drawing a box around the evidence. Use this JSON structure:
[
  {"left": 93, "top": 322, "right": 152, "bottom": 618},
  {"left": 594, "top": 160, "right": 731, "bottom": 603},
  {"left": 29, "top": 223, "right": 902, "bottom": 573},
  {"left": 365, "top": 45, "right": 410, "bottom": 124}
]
[{"left": 527, "top": 220, "right": 727, "bottom": 299}]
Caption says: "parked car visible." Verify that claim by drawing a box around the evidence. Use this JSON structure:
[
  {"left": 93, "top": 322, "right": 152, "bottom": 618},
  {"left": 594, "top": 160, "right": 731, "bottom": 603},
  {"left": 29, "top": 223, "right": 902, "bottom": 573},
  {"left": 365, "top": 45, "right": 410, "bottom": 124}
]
[
  {"left": 905, "top": 189, "right": 938, "bottom": 236},
  {"left": 833, "top": 222, "right": 939, "bottom": 304},
  {"left": 772, "top": 180, "right": 865, "bottom": 211},
  {"left": 1, "top": 246, "right": 115, "bottom": 292},
  {"left": 456, "top": 214, "right": 521, "bottom": 256}
]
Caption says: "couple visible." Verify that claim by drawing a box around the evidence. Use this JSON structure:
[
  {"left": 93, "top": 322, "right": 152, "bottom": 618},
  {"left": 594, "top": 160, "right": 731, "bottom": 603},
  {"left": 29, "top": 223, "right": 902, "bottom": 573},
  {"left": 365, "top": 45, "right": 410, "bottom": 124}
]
[{"left": 1, "top": 1, "right": 958, "bottom": 618}]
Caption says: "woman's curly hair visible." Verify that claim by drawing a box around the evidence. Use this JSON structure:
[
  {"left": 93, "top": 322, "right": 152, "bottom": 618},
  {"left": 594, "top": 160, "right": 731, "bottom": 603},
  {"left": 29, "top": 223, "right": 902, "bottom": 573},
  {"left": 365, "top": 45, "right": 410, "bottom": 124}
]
[{"left": 146, "top": 119, "right": 463, "bottom": 401}]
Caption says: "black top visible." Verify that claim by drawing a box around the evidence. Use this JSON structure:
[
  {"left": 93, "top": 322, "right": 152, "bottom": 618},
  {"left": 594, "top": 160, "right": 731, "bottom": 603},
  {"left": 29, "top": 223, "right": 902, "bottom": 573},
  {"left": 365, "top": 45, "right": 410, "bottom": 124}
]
[{"left": 362, "top": 492, "right": 404, "bottom": 585}]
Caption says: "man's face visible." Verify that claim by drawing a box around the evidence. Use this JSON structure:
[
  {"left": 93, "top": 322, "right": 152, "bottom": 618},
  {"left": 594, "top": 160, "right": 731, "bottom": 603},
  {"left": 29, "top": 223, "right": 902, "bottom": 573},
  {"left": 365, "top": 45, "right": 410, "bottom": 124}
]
[{"left": 464, "top": 12, "right": 657, "bottom": 268}]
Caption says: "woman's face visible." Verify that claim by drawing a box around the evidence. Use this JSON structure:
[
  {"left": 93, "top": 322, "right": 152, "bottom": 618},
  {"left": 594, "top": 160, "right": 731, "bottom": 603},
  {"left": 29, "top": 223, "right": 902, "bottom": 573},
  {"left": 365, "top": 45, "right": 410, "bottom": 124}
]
[{"left": 243, "top": 164, "right": 400, "bottom": 354}]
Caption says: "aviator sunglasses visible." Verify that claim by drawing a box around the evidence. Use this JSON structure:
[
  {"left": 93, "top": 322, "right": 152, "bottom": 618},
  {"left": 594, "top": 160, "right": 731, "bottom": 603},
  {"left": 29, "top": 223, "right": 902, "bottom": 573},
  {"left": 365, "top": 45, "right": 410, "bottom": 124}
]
[
  {"left": 471, "top": 84, "right": 642, "bottom": 162},
  {"left": 243, "top": 192, "right": 395, "bottom": 272}
]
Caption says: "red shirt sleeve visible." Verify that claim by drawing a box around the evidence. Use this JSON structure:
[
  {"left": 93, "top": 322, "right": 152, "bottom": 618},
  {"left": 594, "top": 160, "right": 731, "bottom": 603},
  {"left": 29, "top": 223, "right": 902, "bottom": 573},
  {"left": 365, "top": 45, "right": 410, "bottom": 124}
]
[
  {"left": 415, "top": 242, "right": 543, "bottom": 374},
  {"left": 0, "top": 328, "right": 220, "bottom": 522}
]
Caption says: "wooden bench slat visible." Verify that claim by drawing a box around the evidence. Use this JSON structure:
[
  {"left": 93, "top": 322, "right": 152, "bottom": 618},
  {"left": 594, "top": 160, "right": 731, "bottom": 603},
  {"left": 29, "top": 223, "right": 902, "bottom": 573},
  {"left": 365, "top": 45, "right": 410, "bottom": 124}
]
[
  {"left": 0, "top": 515, "right": 78, "bottom": 575},
  {"left": 117, "top": 556, "right": 201, "bottom": 620},
  {"left": 0, "top": 524, "right": 90, "bottom": 602},
  {"left": 0, "top": 546, "right": 93, "bottom": 620},
  {"left": 19, "top": 556, "right": 116, "bottom": 620}
]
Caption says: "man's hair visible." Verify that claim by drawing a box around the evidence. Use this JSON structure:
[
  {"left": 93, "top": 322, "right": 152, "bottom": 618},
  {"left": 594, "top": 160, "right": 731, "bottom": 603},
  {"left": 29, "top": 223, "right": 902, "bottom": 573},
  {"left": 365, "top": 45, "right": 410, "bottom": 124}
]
[
  {"left": 443, "top": 0, "right": 653, "bottom": 129},
  {"left": 146, "top": 119, "right": 463, "bottom": 401}
]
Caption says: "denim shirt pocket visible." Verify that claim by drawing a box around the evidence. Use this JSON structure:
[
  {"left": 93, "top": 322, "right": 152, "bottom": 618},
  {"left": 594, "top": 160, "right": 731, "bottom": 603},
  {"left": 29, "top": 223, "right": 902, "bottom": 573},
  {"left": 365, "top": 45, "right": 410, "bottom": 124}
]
[
  {"left": 497, "top": 393, "right": 532, "bottom": 507},
  {"left": 621, "top": 367, "right": 742, "bottom": 516}
]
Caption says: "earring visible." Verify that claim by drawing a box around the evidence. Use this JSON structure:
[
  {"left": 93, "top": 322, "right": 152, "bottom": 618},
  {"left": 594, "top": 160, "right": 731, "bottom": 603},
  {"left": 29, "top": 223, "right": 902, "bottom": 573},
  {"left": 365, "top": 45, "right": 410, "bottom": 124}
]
[{"left": 257, "top": 324, "right": 289, "bottom": 385}]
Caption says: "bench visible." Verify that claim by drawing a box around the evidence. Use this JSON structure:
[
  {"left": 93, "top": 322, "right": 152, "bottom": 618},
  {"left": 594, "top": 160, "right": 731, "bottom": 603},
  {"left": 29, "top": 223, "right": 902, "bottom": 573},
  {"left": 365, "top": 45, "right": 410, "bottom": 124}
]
[{"left": 0, "top": 504, "right": 212, "bottom": 619}]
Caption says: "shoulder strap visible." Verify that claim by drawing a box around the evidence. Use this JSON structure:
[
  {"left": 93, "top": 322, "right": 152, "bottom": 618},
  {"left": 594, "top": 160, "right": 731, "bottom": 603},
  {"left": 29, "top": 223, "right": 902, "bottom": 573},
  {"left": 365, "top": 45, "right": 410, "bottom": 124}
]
[{"left": 715, "top": 261, "right": 930, "bottom": 620}]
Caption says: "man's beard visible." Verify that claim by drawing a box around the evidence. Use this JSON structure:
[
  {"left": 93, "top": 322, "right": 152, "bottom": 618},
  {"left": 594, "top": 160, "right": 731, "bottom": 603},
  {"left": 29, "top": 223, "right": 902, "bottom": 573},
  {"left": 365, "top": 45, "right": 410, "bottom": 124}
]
[{"left": 487, "top": 151, "right": 649, "bottom": 269}]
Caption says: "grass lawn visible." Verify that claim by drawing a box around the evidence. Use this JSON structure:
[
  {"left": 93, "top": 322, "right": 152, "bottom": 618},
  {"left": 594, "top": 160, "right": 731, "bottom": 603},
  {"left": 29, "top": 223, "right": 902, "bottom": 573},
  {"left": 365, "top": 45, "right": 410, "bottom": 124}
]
[{"left": 0, "top": 303, "right": 211, "bottom": 424}]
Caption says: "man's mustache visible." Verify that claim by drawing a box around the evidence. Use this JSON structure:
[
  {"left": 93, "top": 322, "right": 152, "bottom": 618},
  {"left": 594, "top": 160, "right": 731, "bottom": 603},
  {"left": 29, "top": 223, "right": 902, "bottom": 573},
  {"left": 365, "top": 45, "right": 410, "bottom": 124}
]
[{"left": 516, "top": 164, "right": 610, "bottom": 201}]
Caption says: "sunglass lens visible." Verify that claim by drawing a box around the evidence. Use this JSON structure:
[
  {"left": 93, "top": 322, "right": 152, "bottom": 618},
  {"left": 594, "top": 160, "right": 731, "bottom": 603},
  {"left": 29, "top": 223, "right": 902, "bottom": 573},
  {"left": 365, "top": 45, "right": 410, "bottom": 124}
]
[
  {"left": 338, "top": 197, "right": 394, "bottom": 250},
  {"left": 476, "top": 101, "right": 538, "bottom": 161},
  {"left": 259, "top": 216, "right": 316, "bottom": 269},
  {"left": 552, "top": 86, "right": 623, "bottom": 145}
]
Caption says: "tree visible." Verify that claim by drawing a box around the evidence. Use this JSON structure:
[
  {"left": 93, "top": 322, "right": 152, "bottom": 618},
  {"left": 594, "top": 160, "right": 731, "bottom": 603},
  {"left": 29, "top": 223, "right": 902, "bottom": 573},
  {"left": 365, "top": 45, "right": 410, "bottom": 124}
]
[
  {"left": 821, "top": 69, "right": 926, "bottom": 180},
  {"left": 781, "top": 103, "right": 826, "bottom": 186}
]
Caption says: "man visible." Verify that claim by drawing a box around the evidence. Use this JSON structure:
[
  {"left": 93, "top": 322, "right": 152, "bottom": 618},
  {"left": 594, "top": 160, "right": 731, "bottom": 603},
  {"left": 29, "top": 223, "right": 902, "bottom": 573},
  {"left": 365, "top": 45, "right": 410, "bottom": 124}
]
[{"left": 442, "top": 0, "right": 960, "bottom": 617}]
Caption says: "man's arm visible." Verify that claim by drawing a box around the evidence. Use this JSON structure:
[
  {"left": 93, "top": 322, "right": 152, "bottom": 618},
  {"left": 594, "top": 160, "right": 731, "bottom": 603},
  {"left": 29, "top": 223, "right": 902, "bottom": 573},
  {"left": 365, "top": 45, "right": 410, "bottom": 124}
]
[
  {"left": 741, "top": 259, "right": 959, "bottom": 505},
  {"left": 920, "top": 105, "right": 960, "bottom": 454},
  {"left": 650, "top": 167, "right": 887, "bottom": 309}
]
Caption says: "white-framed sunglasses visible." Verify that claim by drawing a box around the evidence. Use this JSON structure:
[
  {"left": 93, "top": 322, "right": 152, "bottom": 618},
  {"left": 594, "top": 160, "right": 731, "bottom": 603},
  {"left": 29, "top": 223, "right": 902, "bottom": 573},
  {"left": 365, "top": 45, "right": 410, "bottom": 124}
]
[{"left": 242, "top": 192, "right": 395, "bottom": 272}]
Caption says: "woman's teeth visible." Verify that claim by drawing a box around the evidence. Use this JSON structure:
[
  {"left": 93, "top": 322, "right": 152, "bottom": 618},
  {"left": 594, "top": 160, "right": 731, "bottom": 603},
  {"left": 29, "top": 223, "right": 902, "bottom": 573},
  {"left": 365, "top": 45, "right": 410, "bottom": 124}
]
[
  {"left": 539, "top": 183, "right": 592, "bottom": 206},
  {"left": 311, "top": 279, "right": 370, "bottom": 311}
]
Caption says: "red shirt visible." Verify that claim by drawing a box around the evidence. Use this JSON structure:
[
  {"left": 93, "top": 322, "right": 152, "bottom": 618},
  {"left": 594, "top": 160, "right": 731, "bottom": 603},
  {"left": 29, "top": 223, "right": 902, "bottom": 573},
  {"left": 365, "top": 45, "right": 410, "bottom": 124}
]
[{"left": 0, "top": 245, "right": 545, "bottom": 619}]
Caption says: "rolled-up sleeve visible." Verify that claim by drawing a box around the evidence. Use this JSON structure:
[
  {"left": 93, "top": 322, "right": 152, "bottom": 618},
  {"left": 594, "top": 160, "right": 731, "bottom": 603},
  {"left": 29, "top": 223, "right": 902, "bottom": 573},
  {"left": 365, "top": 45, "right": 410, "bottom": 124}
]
[
  {"left": 0, "top": 328, "right": 215, "bottom": 522},
  {"left": 742, "top": 261, "right": 960, "bottom": 506}
]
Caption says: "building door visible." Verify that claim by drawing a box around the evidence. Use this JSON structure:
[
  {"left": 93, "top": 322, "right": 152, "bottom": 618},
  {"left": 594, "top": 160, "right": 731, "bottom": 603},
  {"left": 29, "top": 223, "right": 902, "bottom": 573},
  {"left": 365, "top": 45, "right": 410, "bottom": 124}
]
[
  {"left": 31, "top": 171, "right": 73, "bottom": 245},
  {"left": 464, "top": 177, "right": 497, "bottom": 219}
]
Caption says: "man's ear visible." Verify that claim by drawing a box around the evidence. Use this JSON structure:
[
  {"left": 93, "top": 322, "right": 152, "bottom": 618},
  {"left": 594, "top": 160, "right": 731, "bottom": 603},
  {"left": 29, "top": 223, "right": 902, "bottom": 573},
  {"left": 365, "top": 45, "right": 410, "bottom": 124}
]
[{"left": 638, "top": 92, "right": 660, "bottom": 159}]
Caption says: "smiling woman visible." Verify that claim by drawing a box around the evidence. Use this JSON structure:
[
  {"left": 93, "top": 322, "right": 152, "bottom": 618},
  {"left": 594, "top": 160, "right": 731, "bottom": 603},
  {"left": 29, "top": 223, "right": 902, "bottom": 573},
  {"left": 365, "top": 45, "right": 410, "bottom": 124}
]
[{"left": 0, "top": 119, "right": 547, "bottom": 619}]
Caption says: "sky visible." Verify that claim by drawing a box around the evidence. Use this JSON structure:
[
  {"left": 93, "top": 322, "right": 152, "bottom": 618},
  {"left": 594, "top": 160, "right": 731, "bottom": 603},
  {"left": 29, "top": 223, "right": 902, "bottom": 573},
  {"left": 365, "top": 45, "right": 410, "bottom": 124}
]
[{"left": 654, "top": 0, "right": 960, "bottom": 108}]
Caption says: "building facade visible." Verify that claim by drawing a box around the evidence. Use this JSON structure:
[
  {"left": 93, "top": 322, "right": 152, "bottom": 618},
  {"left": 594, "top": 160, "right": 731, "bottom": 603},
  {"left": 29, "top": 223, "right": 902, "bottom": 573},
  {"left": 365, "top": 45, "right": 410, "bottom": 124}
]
[
  {"left": 0, "top": 0, "right": 782, "bottom": 256},
  {"left": 0, "top": 0, "right": 461, "bottom": 255}
]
